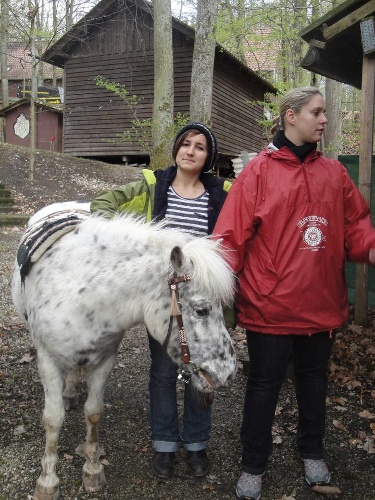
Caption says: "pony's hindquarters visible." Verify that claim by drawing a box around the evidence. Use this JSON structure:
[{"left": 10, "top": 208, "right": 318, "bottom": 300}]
[{"left": 10, "top": 224, "right": 120, "bottom": 499}]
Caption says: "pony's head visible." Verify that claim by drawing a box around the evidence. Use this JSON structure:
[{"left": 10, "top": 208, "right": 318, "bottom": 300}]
[{"left": 145, "top": 236, "right": 237, "bottom": 393}]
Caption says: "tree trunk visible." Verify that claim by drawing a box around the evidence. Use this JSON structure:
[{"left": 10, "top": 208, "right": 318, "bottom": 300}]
[
  {"left": 322, "top": 0, "right": 342, "bottom": 160},
  {"left": 291, "top": 0, "right": 307, "bottom": 86},
  {"left": 53, "top": 0, "right": 57, "bottom": 86},
  {"left": 0, "top": 0, "right": 9, "bottom": 108},
  {"left": 66, "top": 0, "right": 74, "bottom": 31},
  {"left": 151, "top": 0, "right": 174, "bottom": 170},
  {"left": 190, "top": 0, "right": 218, "bottom": 125},
  {"left": 0, "top": 0, "right": 9, "bottom": 143},
  {"left": 324, "top": 78, "right": 342, "bottom": 159},
  {"left": 28, "top": 4, "right": 38, "bottom": 182},
  {"left": 234, "top": 0, "right": 246, "bottom": 64},
  {"left": 35, "top": 0, "right": 45, "bottom": 86}
]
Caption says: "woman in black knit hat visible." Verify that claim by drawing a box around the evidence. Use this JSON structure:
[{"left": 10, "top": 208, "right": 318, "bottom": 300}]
[{"left": 91, "top": 122, "right": 233, "bottom": 478}]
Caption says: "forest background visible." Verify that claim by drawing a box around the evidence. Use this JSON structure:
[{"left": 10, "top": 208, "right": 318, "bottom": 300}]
[{"left": 0, "top": 0, "right": 363, "bottom": 162}]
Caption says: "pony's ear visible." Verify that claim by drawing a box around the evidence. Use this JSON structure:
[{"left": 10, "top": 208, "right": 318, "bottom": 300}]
[{"left": 170, "top": 246, "right": 189, "bottom": 272}]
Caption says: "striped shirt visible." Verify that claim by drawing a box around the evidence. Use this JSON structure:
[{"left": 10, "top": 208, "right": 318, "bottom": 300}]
[{"left": 165, "top": 186, "right": 209, "bottom": 236}]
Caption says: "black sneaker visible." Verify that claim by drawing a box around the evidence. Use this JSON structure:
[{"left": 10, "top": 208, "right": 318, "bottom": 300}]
[
  {"left": 187, "top": 449, "right": 209, "bottom": 477},
  {"left": 151, "top": 452, "right": 175, "bottom": 478}
]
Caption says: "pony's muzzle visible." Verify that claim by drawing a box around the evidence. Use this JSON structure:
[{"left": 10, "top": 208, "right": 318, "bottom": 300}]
[{"left": 197, "top": 369, "right": 214, "bottom": 393}]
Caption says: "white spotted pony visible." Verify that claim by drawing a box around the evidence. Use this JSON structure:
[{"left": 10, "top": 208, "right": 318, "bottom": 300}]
[{"left": 11, "top": 202, "right": 237, "bottom": 500}]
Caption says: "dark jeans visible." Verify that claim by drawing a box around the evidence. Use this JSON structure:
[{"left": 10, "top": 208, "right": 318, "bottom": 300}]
[
  {"left": 148, "top": 334, "right": 211, "bottom": 452},
  {"left": 241, "top": 330, "right": 334, "bottom": 474}
]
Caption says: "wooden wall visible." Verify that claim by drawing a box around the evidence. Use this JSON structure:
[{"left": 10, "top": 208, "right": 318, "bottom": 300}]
[{"left": 212, "top": 52, "right": 265, "bottom": 154}]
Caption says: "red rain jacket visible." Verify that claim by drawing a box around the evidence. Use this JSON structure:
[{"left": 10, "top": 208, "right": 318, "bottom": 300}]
[{"left": 214, "top": 147, "right": 375, "bottom": 335}]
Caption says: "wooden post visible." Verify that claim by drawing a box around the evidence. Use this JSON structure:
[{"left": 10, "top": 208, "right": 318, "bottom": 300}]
[{"left": 354, "top": 53, "right": 375, "bottom": 326}]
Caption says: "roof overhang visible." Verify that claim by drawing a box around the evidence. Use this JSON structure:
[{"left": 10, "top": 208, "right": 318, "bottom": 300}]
[
  {"left": 299, "top": 0, "right": 375, "bottom": 88},
  {"left": 0, "top": 98, "right": 63, "bottom": 116}
]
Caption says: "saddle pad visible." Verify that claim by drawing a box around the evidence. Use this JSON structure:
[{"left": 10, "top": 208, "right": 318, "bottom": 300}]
[{"left": 17, "top": 209, "right": 90, "bottom": 280}]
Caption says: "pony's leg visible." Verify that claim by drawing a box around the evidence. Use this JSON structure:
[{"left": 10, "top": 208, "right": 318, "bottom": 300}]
[
  {"left": 82, "top": 354, "right": 117, "bottom": 492},
  {"left": 34, "top": 351, "right": 65, "bottom": 500},
  {"left": 63, "top": 367, "right": 80, "bottom": 410}
]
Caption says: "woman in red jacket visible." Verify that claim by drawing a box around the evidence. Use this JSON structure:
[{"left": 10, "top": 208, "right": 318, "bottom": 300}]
[{"left": 214, "top": 87, "right": 375, "bottom": 500}]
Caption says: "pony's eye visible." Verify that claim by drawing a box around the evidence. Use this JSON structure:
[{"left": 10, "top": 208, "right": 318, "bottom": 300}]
[{"left": 196, "top": 308, "right": 208, "bottom": 317}]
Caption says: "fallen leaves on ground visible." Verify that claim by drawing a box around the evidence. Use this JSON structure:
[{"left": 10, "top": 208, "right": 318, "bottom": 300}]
[
  {"left": 18, "top": 352, "right": 33, "bottom": 364},
  {"left": 311, "top": 484, "right": 342, "bottom": 495},
  {"left": 363, "top": 436, "right": 375, "bottom": 453},
  {"left": 332, "top": 419, "right": 348, "bottom": 432},
  {"left": 329, "top": 314, "right": 375, "bottom": 395}
]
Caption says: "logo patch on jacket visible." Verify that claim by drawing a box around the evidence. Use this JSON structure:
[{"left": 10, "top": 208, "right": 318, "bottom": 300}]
[{"left": 297, "top": 215, "right": 327, "bottom": 251}]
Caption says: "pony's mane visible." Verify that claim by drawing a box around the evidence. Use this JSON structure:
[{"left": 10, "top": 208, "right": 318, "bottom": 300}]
[
  {"left": 87, "top": 212, "right": 192, "bottom": 248},
  {"left": 182, "top": 238, "right": 235, "bottom": 305},
  {"left": 83, "top": 213, "right": 235, "bottom": 304}
]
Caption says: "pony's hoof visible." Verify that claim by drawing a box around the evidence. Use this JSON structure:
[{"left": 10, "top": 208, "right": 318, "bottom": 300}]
[
  {"left": 82, "top": 465, "right": 106, "bottom": 492},
  {"left": 33, "top": 481, "right": 60, "bottom": 500}
]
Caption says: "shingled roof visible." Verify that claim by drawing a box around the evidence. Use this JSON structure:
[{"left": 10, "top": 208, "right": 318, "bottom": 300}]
[
  {"left": 2, "top": 41, "right": 63, "bottom": 80},
  {"left": 244, "top": 27, "right": 279, "bottom": 74}
]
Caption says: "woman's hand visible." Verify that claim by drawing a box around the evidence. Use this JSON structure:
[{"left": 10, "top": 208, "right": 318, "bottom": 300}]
[{"left": 370, "top": 248, "right": 375, "bottom": 266}]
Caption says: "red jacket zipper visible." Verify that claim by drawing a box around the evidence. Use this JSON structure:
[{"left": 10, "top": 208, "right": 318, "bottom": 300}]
[{"left": 301, "top": 164, "right": 312, "bottom": 203}]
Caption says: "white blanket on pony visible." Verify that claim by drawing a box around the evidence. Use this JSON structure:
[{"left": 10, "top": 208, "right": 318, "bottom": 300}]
[{"left": 17, "top": 202, "right": 91, "bottom": 280}]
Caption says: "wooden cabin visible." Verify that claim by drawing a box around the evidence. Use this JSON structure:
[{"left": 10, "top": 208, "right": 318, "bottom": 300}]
[
  {"left": 42, "top": 0, "right": 276, "bottom": 164},
  {"left": 0, "top": 98, "right": 63, "bottom": 152}
]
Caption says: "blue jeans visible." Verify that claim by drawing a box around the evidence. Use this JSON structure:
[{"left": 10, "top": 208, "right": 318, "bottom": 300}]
[
  {"left": 241, "top": 330, "right": 334, "bottom": 474},
  {"left": 148, "top": 333, "right": 211, "bottom": 452}
]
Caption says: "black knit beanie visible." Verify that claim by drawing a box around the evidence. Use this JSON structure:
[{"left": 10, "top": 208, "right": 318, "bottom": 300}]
[{"left": 173, "top": 122, "right": 218, "bottom": 172}]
